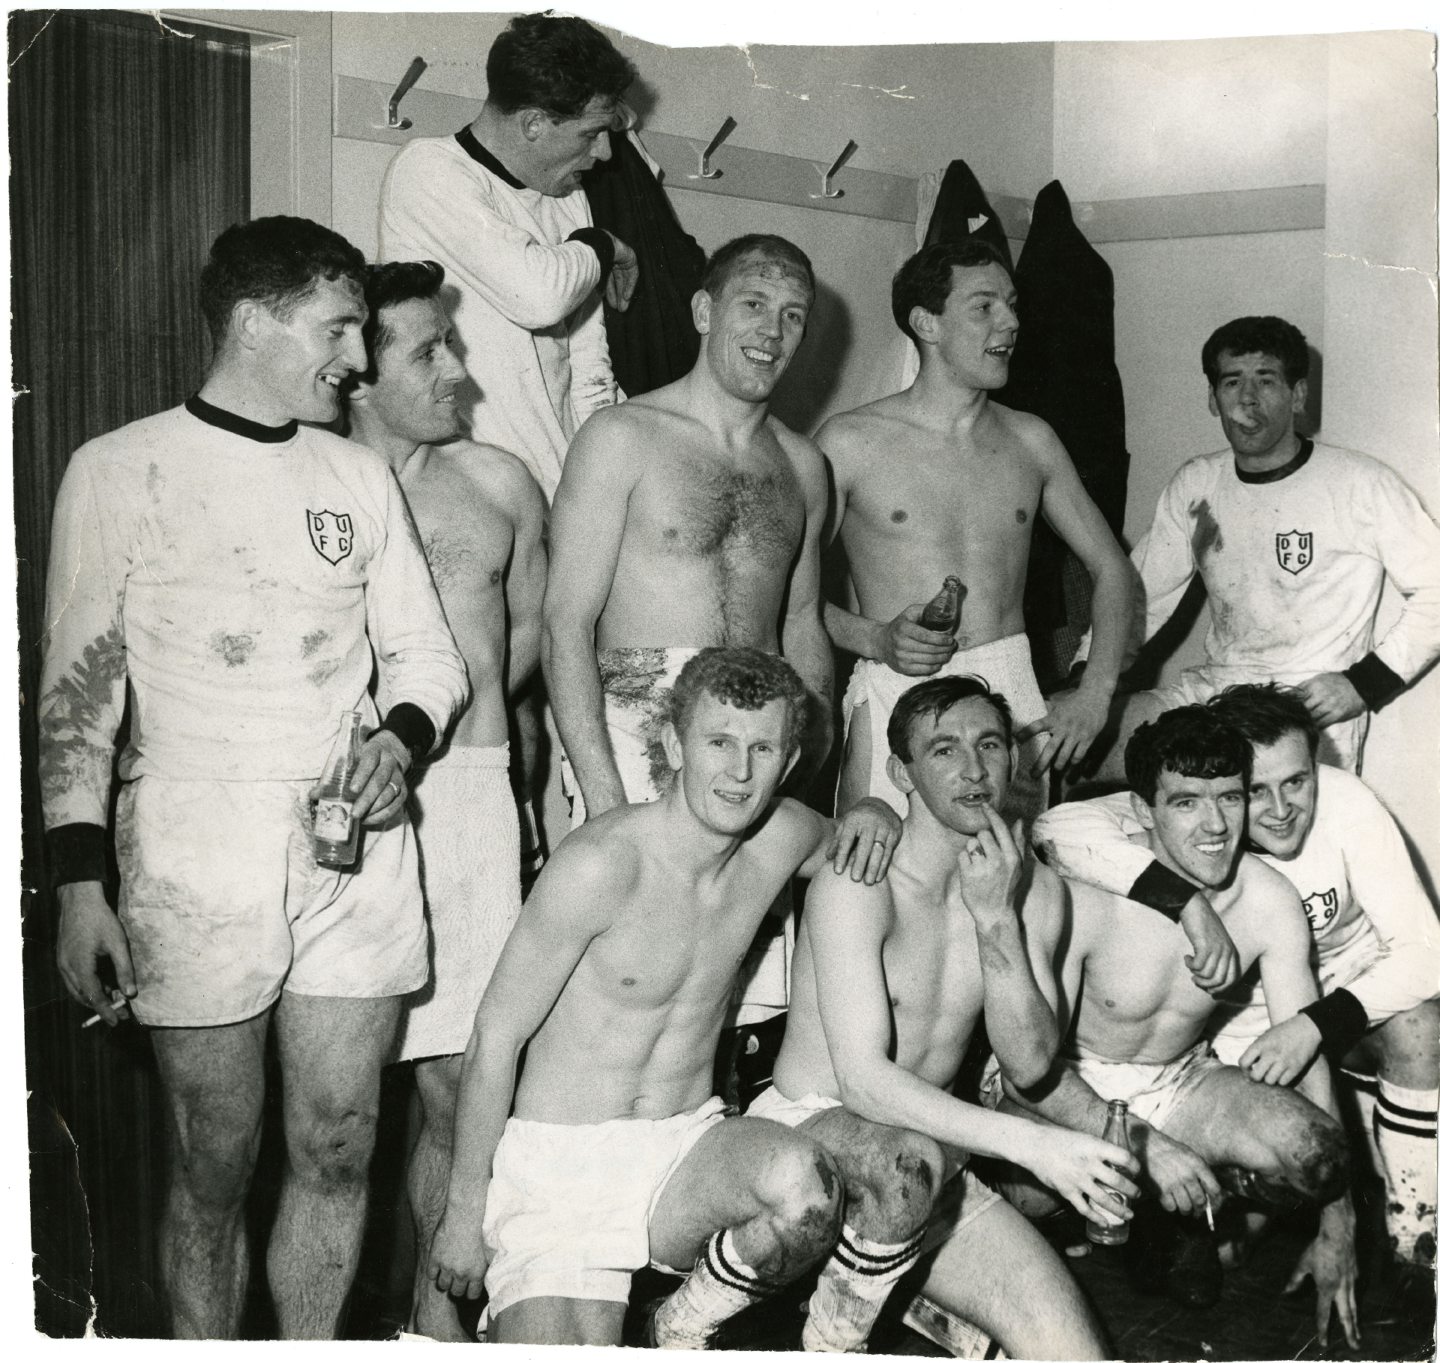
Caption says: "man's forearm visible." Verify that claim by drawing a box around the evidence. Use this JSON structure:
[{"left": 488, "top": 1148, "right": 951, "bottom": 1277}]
[
  {"left": 1005, "top": 1059, "right": 1110, "bottom": 1137},
  {"left": 784, "top": 612, "right": 836, "bottom": 777},
  {"left": 445, "top": 1035, "right": 522, "bottom": 1220},
  {"left": 977, "top": 921, "right": 1060, "bottom": 1089},
  {"left": 823, "top": 601, "right": 882, "bottom": 660},
  {"left": 1077, "top": 558, "right": 1133, "bottom": 696},
  {"left": 541, "top": 622, "right": 626, "bottom": 814}
]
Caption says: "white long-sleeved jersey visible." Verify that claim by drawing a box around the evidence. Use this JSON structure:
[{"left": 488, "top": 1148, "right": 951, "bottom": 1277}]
[
  {"left": 39, "top": 403, "right": 468, "bottom": 834},
  {"left": 378, "top": 132, "right": 618, "bottom": 501},
  {"left": 1033, "top": 766, "right": 1440, "bottom": 1026},
  {"left": 1130, "top": 441, "right": 1440, "bottom": 688}
]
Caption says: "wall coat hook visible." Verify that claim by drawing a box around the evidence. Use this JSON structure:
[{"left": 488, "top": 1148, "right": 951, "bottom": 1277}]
[
  {"left": 811, "top": 139, "right": 858, "bottom": 200},
  {"left": 377, "top": 56, "right": 426, "bottom": 131},
  {"left": 689, "top": 116, "right": 737, "bottom": 180}
]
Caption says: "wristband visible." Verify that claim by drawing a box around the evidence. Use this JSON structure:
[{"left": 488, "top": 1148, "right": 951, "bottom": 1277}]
[
  {"left": 1343, "top": 652, "right": 1404, "bottom": 712},
  {"left": 1128, "top": 860, "right": 1196, "bottom": 923},
  {"left": 1299, "top": 989, "right": 1369, "bottom": 1055},
  {"left": 378, "top": 702, "right": 436, "bottom": 764},
  {"left": 47, "top": 822, "right": 109, "bottom": 887},
  {"left": 566, "top": 227, "right": 614, "bottom": 292}
]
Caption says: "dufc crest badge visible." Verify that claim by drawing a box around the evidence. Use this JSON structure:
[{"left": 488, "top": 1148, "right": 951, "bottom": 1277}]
[
  {"left": 307, "top": 509, "right": 354, "bottom": 566},
  {"left": 1302, "top": 888, "right": 1339, "bottom": 930},
  {"left": 1275, "top": 530, "right": 1313, "bottom": 575}
]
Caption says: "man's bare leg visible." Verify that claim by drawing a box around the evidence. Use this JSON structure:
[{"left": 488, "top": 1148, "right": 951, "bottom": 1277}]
[
  {"left": 407, "top": 1054, "right": 471, "bottom": 1340},
  {"left": 911, "top": 1197, "right": 1108, "bottom": 1360},
  {"left": 646, "top": 1116, "right": 844, "bottom": 1346},
  {"left": 267, "top": 992, "right": 402, "bottom": 1339},
  {"left": 151, "top": 1013, "right": 270, "bottom": 1339},
  {"left": 796, "top": 1107, "right": 943, "bottom": 1351},
  {"left": 492, "top": 1295, "right": 627, "bottom": 1346}
]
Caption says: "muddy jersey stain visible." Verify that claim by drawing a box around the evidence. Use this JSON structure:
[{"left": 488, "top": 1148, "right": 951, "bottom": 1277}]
[
  {"left": 211, "top": 631, "right": 256, "bottom": 668},
  {"left": 38, "top": 625, "right": 128, "bottom": 805},
  {"left": 1190, "top": 498, "right": 1223, "bottom": 564},
  {"left": 301, "top": 628, "right": 330, "bottom": 658}
]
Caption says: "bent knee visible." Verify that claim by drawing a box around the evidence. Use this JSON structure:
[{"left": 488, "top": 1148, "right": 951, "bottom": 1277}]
[
  {"left": 852, "top": 1129, "right": 944, "bottom": 1225},
  {"left": 170, "top": 1110, "right": 262, "bottom": 1206},
  {"left": 754, "top": 1139, "right": 844, "bottom": 1245},
  {"left": 1275, "top": 1113, "right": 1349, "bottom": 1205},
  {"left": 1374, "top": 1002, "right": 1440, "bottom": 1084}
]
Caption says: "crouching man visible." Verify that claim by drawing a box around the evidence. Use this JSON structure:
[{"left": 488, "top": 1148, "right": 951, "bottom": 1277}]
[
  {"left": 428, "top": 648, "right": 902, "bottom": 1345},
  {"left": 754, "top": 676, "right": 1140, "bottom": 1357}
]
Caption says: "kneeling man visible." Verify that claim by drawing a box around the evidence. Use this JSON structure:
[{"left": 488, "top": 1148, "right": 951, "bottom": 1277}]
[
  {"left": 429, "top": 648, "right": 900, "bottom": 1345},
  {"left": 755, "top": 677, "right": 1139, "bottom": 1358},
  {"left": 1000, "top": 706, "right": 1357, "bottom": 1346}
]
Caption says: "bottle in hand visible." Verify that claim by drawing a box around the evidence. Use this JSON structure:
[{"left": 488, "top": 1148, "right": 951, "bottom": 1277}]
[
  {"left": 919, "top": 575, "right": 966, "bottom": 633},
  {"left": 1086, "top": 1099, "right": 1132, "bottom": 1245},
  {"left": 312, "top": 709, "right": 364, "bottom": 869}
]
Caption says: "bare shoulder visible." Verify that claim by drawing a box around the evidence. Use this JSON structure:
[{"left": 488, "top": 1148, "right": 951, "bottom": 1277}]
[
  {"left": 987, "top": 401, "right": 1069, "bottom": 467},
  {"left": 539, "top": 807, "right": 646, "bottom": 907},
  {"left": 805, "top": 851, "right": 898, "bottom": 928},
  {"left": 1233, "top": 853, "right": 1306, "bottom": 920},
  {"left": 556, "top": 402, "right": 652, "bottom": 490},
  {"left": 435, "top": 441, "right": 540, "bottom": 512},
  {"left": 767, "top": 419, "right": 826, "bottom": 494},
  {"left": 815, "top": 397, "right": 909, "bottom": 469}
]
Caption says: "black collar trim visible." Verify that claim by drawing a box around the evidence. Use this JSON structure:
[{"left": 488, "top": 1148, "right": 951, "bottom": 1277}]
[
  {"left": 186, "top": 395, "right": 298, "bottom": 444},
  {"left": 1236, "top": 438, "right": 1313, "bottom": 484},
  {"left": 455, "top": 126, "right": 526, "bottom": 190}
]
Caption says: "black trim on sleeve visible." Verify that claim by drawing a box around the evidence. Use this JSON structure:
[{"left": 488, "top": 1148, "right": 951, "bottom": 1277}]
[
  {"left": 566, "top": 226, "right": 614, "bottom": 290},
  {"left": 185, "top": 395, "right": 297, "bottom": 444},
  {"left": 378, "top": 703, "right": 436, "bottom": 763},
  {"left": 1129, "top": 860, "right": 1197, "bottom": 923},
  {"left": 47, "top": 823, "right": 109, "bottom": 888},
  {"left": 1344, "top": 651, "right": 1406, "bottom": 712},
  {"left": 1300, "top": 988, "right": 1370, "bottom": 1057}
]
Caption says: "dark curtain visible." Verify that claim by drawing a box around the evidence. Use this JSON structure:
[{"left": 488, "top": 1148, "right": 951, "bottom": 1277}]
[
  {"left": 583, "top": 129, "right": 707, "bottom": 397},
  {"left": 11, "top": 8, "right": 250, "bottom": 1335},
  {"left": 998, "top": 180, "right": 1130, "bottom": 688}
]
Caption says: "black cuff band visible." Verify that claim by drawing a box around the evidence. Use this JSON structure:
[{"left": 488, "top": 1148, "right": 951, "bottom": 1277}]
[
  {"left": 566, "top": 227, "right": 614, "bottom": 292},
  {"left": 1065, "top": 660, "right": 1088, "bottom": 689},
  {"left": 378, "top": 703, "right": 436, "bottom": 762},
  {"left": 1129, "top": 860, "right": 1197, "bottom": 923},
  {"left": 1300, "top": 989, "right": 1370, "bottom": 1056},
  {"left": 1343, "top": 652, "right": 1405, "bottom": 712},
  {"left": 47, "top": 823, "right": 109, "bottom": 887}
]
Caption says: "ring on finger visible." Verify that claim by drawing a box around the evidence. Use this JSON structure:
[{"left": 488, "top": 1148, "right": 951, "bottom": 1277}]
[{"left": 384, "top": 779, "right": 401, "bottom": 800}]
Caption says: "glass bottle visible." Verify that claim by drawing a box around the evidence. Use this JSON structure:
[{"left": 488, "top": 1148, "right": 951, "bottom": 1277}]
[
  {"left": 918, "top": 575, "right": 965, "bottom": 633},
  {"left": 312, "top": 709, "right": 364, "bottom": 869},
  {"left": 1086, "top": 1099, "right": 1132, "bottom": 1245}
]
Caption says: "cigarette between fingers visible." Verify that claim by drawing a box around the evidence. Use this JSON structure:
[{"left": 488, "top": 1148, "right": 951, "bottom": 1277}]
[{"left": 1204, "top": 1194, "right": 1215, "bottom": 1233}]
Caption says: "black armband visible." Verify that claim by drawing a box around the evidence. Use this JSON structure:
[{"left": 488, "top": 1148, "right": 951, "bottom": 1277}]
[
  {"left": 566, "top": 227, "right": 614, "bottom": 292},
  {"left": 1064, "top": 660, "right": 1088, "bottom": 689},
  {"left": 1299, "top": 989, "right": 1370, "bottom": 1056},
  {"left": 1343, "top": 652, "right": 1405, "bottom": 712},
  {"left": 378, "top": 703, "right": 436, "bottom": 764},
  {"left": 1128, "top": 860, "right": 1197, "bottom": 923},
  {"left": 46, "top": 822, "right": 109, "bottom": 888}
]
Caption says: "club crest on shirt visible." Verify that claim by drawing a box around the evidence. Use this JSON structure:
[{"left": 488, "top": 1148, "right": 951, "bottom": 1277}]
[
  {"left": 307, "top": 509, "right": 354, "bottom": 566},
  {"left": 1302, "top": 887, "right": 1339, "bottom": 929},
  {"left": 1275, "top": 530, "right": 1313, "bottom": 575}
]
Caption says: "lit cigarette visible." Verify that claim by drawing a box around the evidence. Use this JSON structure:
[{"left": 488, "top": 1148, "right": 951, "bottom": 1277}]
[
  {"left": 1204, "top": 1194, "right": 1215, "bottom": 1234},
  {"left": 82, "top": 995, "right": 131, "bottom": 1028}
]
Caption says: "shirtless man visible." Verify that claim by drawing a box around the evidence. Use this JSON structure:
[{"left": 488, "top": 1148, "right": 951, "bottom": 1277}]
[
  {"left": 752, "top": 676, "right": 1140, "bottom": 1358},
  {"left": 426, "top": 648, "right": 900, "bottom": 1345},
  {"left": 820, "top": 238, "right": 1134, "bottom": 825},
  {"left": 998, "top": 706, "right": 1358, "bottom": 1346},
  {"left": 543, "top": 233, "right": 835, "bottom": 1036},
  {"left": 345, "top": 260, "right": 547, "bottom": 1339},
  {"left": 1034, "top": 682, "right": 1440, "bottom": 1271}
]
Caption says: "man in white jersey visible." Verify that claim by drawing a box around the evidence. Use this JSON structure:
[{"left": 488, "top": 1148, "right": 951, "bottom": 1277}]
[
  {"left": 1092, "top": 315, "right": 1440, "bottom": 772},
  {"left": 40, "top": 218, "right": 468, "bottom": 1339},
  {"left": 378, "top": 11, "right": 637, "bottom": 499},
  {"left": 752, "top": 677, "right": 1139, "bottom": 1358},
  {"left": 346, "top": 260, "right": 547, "bottom": 1339},
  {"left": 1034, "top": 682, "right": 1440, "bottom": 1270}
]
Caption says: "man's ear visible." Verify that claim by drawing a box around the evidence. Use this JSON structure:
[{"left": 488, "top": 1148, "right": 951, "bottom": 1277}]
[
  {"left": 909, "top": 305, "right": 938, "bottom": 346},
  {"left": 231, "top": 299, "right": 267, "bottom": 355},
  {"left": 518, "top": 107, "right": 549, "bottom": 143},
  {"left": 1289, "top": 377, "right": 1308, "bottom": 419},
  {"left": 1130, "top": 790, "right": 1156, "bottom": 830},
  {"left": 886, "top": 752, "right": 915, "bottom": 797},
  {"left": 661, "top": 721, "right": 683, "bottom": 773},
  {"left": 1207, "top": 385, "right": 1220, "bottom": 418},
  {"left": 691, "top": 289, "right": 712, "bottom": 335}
]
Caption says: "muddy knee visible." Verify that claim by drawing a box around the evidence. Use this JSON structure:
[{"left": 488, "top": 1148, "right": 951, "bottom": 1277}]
[
  {"left": 288, "top": 1103, "right": 380, "bottom": 1191},
  {"left": 751, "top": 1141, "right": 844, "bottom": 1275},
  {"left": 848, "top": 1128, "right": 944, "bottom": 1236}
]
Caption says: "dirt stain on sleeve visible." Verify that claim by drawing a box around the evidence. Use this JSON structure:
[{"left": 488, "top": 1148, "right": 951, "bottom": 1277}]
[{"left": 1190, "top": 498, "right": 1224, "bottom": 564}]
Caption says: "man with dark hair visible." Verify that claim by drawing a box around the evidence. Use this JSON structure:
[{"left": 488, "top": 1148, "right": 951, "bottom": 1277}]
[
  {"left": 1035, "top": 681, "right": 1440, "bottom": 1271},
  {"left": 997, "top": 706, "right": 1358, "bottom": 1344},
  {"left": 40, "top": 217, "right": 468, "bottom": 1338},
  {"left": 378, "top": 10, "right": 638, "bottom": 499},
  {"left": 1090, "top": 313, "right": 1440, "bottom": 772},
  {"left": 346, "top": 260, "right": 547, "bottom": 1339},
  {"left": 752, "top": 676, "right": 1138, "bottom": 1358},
  {"left": 544, "top": 233, "right": 836, "bottom": 1044},
  {"left": 427, "top": 648, "right": 899, "bottom": 1346},
  {"left": 820, "top": 238, "right": 1134, "bottom": 832}
]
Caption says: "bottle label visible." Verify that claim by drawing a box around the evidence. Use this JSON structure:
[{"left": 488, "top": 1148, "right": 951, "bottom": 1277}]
[{"left": 313, "top": 797, "right": 354, "bottom": 843}]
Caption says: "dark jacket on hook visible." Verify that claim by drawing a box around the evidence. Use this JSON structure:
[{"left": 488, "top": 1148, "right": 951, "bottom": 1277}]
[{"left": 582, "top": 130, "right": 707, "bottom": 399}]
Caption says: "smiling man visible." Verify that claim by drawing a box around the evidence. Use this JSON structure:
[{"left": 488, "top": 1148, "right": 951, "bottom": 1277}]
[
  {"left": 1094, "top": 315, "right": 1440, "bottom": 772},
  {"left": 820, "top": 239, "right": 1134, "bottom": 825},
  {"left": 543, "top": 234, "right": 835, "bottom": 1059},
  {"left": 39, "top": 217, "right": 468, "bottom": 1338},
  {"left": 346, "top": 260, "right": 547, "bottom": 1339},
  {"left": 378, "top": 10, "right": 637, "bottom": 499},
  {"left": 427, "top": 648, "right": 899, "bottom": 1346}
]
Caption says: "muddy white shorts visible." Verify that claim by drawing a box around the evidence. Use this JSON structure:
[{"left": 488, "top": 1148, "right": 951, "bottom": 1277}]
[
  {"left": 1058, "top": 1041, "right": 1226, "bottom": 1132},
  {"left": 482, "top": 1096, "right": 730, "bottom": 1314},
  {"left": 116, "top": 774, "right": 426, "bottom": 1028}
]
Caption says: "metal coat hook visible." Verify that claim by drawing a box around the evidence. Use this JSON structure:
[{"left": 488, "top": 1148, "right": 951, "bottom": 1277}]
[
  {"left": 688, "top": 116, "right": 737, "bottom": 180},
  {"left": 811, "top": 139, "right": 858, "bottom": 200},
  {"left": 377, "top": 56, "right": 426, "bottom": 131}
]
